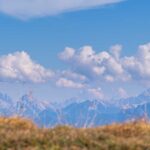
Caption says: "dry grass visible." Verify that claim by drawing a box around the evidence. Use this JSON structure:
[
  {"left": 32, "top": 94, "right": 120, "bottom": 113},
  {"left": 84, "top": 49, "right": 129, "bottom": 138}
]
[{"left": 0, "top": 117, "right": 150, "bottom": 150}]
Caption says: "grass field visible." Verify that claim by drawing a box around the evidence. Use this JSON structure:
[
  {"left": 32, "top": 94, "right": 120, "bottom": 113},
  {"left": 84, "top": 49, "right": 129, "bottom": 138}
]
[{"left": 0, "top": 117, "right": 150, "bottom": 150}]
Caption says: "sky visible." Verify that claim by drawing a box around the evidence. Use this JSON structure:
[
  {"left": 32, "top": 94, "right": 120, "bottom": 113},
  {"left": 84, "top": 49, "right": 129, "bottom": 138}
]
[{"left": 0, "top": 0, "right": 150, "bottom": 102}]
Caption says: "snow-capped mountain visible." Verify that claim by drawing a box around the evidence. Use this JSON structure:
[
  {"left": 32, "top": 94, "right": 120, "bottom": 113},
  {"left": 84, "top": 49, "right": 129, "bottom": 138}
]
[
  {"left": 60, "top": 100, "right": 122, "bottom": 127},
  {"left": 117, "top": 89, "right": 150, "bottom": 108},
  {"left": 14, "top": 93, "right": 59, "bottom": 126},
  {"left": 15, "top": 94, "right": 45, "bottom": 118},
  {"left": 1, "top": 89, "right": 150, "bottom": 127}
]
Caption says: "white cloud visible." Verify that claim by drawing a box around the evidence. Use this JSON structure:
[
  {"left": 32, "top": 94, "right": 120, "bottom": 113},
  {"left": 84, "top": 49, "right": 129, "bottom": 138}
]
[
  {"left": 110, "top": 44, "right": 122, "bottom": 60},
  {"left": 88, "top": 88, "right": 104, "bottom": 99},
  {"left": 0, "top": 0, "right": 123, "bottom": 19},
  {"left": 56, "top": 78, "right": 85, "bottom": 89},
  {"left": 0, "top": 51, "right": 53, "bottom": 83},
  {"left": 2, "top": 42, "right": 150, "bottom": 100},
  {"left": 59, "top": 45, "right": 129, "bottom": 82},
  {"left": 59, "top": 42, "right": 150, "bottom": 88},
  {"left": 104, "top": 75, "right": 114, "bottom": 82},
  {"left": 122, "top": 43, "right": 150, "bottom": 84},
  {"left": 59, "top": 47, "right": 75, "bottom": 61},
  {"left": 93, "top": 66, "right": 105, "bottom": 75},
  {"left": 61, "top": 70, "right": 87, "bottom": 81},
  {"left": 118, "top": 88, "right": 128, "bottom": 98}
]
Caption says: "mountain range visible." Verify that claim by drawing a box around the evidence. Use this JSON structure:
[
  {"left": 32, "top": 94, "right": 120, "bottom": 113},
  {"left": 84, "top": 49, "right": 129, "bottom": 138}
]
[{"left": 0, "top": 89, "right": 150, "bottom": 127}]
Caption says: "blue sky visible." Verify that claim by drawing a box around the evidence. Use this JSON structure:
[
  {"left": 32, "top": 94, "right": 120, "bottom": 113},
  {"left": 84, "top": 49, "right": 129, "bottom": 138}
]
[{"left": 0, "top": 0, "right": 150, "bottom": 102}]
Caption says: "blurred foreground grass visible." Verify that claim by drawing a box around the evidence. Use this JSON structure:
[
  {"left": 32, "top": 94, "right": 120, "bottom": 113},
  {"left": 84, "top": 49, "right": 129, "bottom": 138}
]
[{"left": 0, "top": 117, "right": 150, "bottom": 150}]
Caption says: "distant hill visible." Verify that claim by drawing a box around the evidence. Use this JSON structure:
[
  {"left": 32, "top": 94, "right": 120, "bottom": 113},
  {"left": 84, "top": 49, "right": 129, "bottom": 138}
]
[{"left": 0, "top": 117, "right": 150, "bottom": 150}]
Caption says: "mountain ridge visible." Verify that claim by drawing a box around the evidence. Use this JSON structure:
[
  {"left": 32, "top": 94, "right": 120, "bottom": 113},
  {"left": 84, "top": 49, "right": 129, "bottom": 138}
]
[{"left": 0, "top": 89, "right": 150, "bottom": 127}]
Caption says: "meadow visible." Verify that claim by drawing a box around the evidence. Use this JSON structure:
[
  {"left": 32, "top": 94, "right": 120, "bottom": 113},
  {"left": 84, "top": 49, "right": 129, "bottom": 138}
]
[{"left": 0, "top": 117, "right": 150, "bottom": 150}]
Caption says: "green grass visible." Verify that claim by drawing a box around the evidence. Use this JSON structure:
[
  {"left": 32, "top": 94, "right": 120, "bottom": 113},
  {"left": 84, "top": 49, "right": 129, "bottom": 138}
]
[{"left": 0, "top": 117, "right": 150, "bottom": 150}]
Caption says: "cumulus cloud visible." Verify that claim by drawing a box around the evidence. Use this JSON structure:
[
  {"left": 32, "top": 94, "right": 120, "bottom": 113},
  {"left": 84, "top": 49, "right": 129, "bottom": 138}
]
[
  {"left": 122, "top": 43, "right": 150, "bottom": 84},
  {"left": 0, "top": 51, "right": 53, "bottom": 83},
  {"left": 0, "top": 0, "right": 123, "bottom": 19},
  {"left": 104, "top": 75, "right": 114, "bottom": 82},
  {"left": 59, "top": 42, "right": 150, "bottom": 88},
  {"left": 2, "top": 42, "right": 150, "bottom": 100},
  {"left": 59, "top": 45, "right": 130, "bottom": 82},
  {"left": 56, "top": 78, "right": 85, "bottom": 89},
  {"left": 118, "top": 88, "right": 128, "bottom": 98},
  {"left": 110, "top": 44, "right": 122, "bottom": 60},
  {"left": 88, "top": 88, "right": 104, "bottom": 99},
  {"left": 61, "top": 70, "right": 87, "bottom": 81},
  {"left": 59, "top": 47, "right": 75, "bottom": 61}
]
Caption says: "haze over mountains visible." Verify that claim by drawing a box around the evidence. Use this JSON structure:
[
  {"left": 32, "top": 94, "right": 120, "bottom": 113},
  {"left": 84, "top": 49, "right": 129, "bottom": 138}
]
[{"left": 0, "top": 89, "right": 150, "bottom": 127}]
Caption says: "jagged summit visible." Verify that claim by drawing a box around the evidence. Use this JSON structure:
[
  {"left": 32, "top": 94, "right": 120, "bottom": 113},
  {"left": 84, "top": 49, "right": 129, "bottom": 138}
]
[
  {"left": 0, "top": 89, "right": 150, "bottom": 127},
  {"left": 140, "top": 88, "right": 150, "bottom": 97}
]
